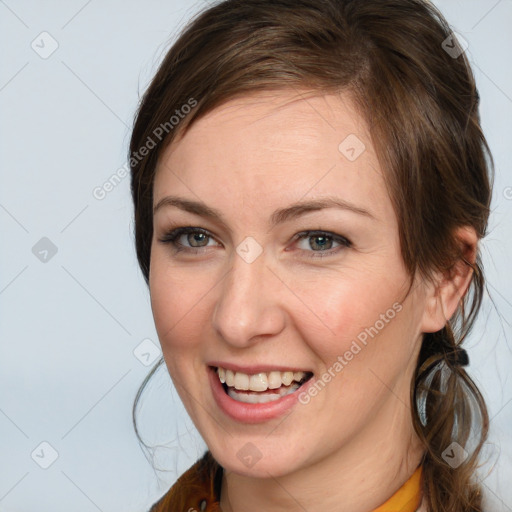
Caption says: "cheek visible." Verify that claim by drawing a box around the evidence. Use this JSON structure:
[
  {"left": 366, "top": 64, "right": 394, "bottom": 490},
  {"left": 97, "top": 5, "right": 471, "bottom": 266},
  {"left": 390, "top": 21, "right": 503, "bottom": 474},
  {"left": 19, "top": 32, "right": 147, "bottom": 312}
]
[
  {"left": 291, "top": 269, "right": 407, "bottom": 363},
  {"left": 149, "top": 255, "right": 210, "bottom": 353},
  {"left": 296, "top": 278, "right": 418, "bottom": 421}
]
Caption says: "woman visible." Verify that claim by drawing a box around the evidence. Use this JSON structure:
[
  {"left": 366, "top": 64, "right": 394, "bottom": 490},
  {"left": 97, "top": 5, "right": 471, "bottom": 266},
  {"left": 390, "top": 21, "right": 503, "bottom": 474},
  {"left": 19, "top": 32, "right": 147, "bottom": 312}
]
[{"left": 129, "top": 0, "right": 493, "bottom": 510}]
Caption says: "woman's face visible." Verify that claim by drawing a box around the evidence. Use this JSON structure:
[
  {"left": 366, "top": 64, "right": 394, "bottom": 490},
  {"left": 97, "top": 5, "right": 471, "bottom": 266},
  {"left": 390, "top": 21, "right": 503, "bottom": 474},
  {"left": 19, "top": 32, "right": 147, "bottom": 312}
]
[{"left": 149, "top": 90, "right": 430, "bottom": 478}]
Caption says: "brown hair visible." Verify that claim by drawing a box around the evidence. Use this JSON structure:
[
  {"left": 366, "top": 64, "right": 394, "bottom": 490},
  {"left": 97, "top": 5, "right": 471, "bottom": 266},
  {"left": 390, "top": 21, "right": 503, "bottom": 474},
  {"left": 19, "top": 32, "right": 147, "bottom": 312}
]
[{"left": 129, "top": 0, "right": 494, "bottom": 510}]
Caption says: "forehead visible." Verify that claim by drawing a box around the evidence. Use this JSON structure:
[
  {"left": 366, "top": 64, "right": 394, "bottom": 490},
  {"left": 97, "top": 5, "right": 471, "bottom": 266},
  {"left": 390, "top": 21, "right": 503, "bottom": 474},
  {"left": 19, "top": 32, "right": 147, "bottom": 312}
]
[
  {"left": 158, "top": 89, "right": 369, "bottom": 166},
  {"left": 153, "top": 89, "right": 388, "bottom": 222}
]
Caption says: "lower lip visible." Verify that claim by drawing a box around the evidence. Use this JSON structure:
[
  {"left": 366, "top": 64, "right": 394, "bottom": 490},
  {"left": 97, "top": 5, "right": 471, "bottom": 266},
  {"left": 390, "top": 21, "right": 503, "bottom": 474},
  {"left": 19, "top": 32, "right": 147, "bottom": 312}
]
[{"left": 208, "top": 367, "right": 314, "bottom": 424}]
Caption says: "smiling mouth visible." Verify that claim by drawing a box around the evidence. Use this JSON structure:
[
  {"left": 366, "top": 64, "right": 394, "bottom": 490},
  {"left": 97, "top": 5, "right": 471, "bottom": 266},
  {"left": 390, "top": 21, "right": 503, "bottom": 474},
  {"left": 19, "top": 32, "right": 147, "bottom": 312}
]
[{"left": 212, "top": 366, "right": 314, "bottom": 404}]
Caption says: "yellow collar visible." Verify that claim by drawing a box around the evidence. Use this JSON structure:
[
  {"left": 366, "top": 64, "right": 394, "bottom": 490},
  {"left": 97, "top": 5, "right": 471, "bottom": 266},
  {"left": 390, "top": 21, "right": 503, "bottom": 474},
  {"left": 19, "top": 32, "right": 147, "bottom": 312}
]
[{"left": 372, "top": 465, "right": 423, "bottom": 512}]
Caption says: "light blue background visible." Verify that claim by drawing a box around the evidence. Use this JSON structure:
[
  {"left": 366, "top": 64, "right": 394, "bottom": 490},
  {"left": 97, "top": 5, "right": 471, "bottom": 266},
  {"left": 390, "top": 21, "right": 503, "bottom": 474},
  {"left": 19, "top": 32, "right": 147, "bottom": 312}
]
[{"left": 1, "top": 1, "right": 511, "bottom": 510}]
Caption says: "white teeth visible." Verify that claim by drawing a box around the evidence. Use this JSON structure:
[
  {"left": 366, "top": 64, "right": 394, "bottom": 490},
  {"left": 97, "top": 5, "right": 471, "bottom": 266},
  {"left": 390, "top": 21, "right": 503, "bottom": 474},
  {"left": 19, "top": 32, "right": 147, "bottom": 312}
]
[
  {"left": 234, "top": 372, "right": 249, "bottom": 390},
  {"left": 216, "top": 367, "right": 309, "bottom": 392},
  {"left": 267, "top": 371, "right": 282, "bottom": 389},
  {"left": 225, "top": 369, "right": 235, "bottom": 387},
  {"left": 249, "top": 373, "right": 268, "bottom": 392},
  {"left": 281, "top": 371, "right": 293, "bottom": 386},
  {"left": 228, "top": 382, "right": 301, "bottom": 403}
]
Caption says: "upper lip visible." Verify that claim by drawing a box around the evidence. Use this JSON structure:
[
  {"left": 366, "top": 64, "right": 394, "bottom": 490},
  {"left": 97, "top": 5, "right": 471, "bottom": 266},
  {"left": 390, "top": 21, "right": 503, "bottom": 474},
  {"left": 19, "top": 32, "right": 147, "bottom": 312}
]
[{"left": 208, "top": 362, "right": 313, "bottom": 374}]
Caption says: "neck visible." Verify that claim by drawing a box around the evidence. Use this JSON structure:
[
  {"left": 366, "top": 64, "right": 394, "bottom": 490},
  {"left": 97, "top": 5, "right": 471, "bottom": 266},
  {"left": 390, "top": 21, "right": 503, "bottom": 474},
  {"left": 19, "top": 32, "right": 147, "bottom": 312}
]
[{"left": 219, "top": 401, "right": 424, "bottom": 512}]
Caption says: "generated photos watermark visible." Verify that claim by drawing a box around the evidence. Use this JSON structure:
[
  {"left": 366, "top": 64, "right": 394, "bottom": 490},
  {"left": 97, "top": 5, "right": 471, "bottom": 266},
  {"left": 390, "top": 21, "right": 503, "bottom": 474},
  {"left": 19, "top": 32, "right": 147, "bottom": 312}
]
[
  {"left": 298, "top": 301, "right": 403, "bottom": 404},
  {"left": 92, "top": 98, "right": 197, "bottom": 200}
]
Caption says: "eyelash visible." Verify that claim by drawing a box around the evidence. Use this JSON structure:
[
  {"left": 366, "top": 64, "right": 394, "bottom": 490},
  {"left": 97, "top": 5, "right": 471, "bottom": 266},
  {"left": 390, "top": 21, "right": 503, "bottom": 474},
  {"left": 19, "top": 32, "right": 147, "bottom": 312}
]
[{"left": 158, "top": 227, "right": 352, "bottom": 259}]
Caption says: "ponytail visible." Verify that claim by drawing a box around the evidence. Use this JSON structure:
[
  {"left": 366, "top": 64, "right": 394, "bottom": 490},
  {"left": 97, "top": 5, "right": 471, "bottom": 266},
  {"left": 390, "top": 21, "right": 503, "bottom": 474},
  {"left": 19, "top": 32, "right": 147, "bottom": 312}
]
[{"left": 412, "top": 259, "right": 489, "bottom": 512}]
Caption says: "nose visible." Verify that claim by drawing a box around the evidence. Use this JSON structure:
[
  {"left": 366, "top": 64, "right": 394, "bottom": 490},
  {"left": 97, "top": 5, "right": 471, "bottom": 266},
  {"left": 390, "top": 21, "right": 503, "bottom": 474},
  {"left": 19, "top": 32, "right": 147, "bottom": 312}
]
[{"left": 211, "top": 248, "right": 286, "bottom": 349}]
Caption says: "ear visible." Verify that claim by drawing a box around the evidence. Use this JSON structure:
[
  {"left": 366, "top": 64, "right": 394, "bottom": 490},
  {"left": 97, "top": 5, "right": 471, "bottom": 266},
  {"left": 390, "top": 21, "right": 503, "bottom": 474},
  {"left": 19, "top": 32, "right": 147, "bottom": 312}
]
[{"left": 420, "top": 226, "right": 478, "bottom": 333}]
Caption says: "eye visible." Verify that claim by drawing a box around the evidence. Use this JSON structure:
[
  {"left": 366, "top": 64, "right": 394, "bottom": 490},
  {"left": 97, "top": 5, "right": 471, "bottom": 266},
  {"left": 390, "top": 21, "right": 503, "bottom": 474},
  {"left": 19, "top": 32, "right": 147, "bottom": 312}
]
[
  {"left": 158, "top": 227, "right": 220, "bottom": 253},
  {"left": 292, "top": 230, "right": 351, "bottom": 258},
  {"left": 158, "top": 226, "right": 351, "bottom": 259}
]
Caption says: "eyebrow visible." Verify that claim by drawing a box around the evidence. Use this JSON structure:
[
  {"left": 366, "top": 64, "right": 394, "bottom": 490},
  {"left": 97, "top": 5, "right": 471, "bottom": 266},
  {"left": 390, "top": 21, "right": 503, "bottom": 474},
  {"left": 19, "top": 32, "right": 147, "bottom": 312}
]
[{"left": 153, "top": 195, "right": 376, "bottom": 227}]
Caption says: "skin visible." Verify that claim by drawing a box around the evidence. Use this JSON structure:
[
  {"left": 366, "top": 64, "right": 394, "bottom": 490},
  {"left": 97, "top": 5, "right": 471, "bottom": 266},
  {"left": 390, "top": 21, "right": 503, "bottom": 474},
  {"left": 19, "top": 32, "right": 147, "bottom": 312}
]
[{"left": 149, "top": 89, "right": 477, "bottom": 512}]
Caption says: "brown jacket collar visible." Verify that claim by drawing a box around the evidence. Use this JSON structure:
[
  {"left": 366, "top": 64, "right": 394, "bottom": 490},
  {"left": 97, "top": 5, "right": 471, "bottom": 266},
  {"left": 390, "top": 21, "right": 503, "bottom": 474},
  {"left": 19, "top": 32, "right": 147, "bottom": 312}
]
[{"left": 149, "top": 451, "right": 222, "bottom": 512}]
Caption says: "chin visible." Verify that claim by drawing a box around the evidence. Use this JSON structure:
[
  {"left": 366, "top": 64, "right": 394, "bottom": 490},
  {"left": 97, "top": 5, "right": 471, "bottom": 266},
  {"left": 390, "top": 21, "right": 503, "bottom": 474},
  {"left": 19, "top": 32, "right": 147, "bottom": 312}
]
[{"left": 208, "top": 436, "right": 307, "bottom": 478}]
